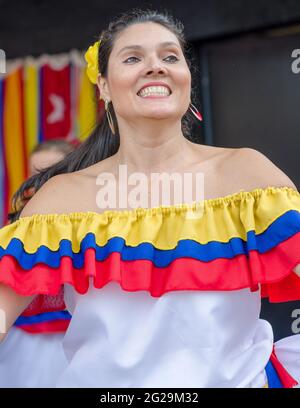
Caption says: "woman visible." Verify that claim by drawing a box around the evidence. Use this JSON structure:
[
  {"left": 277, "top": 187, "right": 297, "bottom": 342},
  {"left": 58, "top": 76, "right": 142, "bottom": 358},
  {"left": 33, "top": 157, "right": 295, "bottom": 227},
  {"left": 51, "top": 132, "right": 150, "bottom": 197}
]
[{"left": 0, "top": 9, "right": 300, "bottom": 388}]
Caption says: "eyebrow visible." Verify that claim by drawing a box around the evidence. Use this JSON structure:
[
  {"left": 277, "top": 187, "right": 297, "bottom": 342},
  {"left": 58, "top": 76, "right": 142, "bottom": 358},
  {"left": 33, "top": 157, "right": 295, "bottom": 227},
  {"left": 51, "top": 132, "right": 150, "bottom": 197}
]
[{"left": 116, "top": 41, "right": 180, "bottom": 56}]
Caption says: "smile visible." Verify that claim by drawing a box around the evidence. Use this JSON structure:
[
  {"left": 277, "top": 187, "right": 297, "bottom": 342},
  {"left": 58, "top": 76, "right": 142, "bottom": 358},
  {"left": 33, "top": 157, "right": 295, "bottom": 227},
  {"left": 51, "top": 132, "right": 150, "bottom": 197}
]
[{"left": 137, "top": 86, "right": 171, "bottom": 98}]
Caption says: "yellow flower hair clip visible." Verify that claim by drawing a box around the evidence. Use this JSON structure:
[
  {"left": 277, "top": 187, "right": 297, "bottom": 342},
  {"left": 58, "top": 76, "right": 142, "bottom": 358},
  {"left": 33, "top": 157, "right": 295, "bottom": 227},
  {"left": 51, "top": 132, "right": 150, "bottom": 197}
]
[{"left": 84, "top": 40, "right": 100, "bottom": 84}]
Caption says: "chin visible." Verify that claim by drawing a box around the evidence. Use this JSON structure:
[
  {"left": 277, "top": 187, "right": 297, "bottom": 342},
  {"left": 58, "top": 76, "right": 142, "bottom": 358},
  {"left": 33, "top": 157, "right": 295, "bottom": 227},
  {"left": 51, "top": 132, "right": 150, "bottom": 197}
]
[
  {"left": 143, "top": 114, "right": 174, "bottom": 121},
  {"left": 142, "top": 108, "right": 177, "bottom": 118}
]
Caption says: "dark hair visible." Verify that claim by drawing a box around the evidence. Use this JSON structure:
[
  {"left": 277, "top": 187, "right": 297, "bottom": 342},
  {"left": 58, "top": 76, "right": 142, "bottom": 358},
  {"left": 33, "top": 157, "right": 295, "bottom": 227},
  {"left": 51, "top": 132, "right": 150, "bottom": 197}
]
[{"left": 9, "top": 8, "right": 199, "bottom": 223}]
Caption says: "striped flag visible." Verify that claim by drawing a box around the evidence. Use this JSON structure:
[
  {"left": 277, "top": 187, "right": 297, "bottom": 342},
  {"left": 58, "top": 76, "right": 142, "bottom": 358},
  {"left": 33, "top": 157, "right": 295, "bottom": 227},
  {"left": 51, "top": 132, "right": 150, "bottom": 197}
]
[{"left": 41, "top": 64, "right": 71, "bottom": 140}]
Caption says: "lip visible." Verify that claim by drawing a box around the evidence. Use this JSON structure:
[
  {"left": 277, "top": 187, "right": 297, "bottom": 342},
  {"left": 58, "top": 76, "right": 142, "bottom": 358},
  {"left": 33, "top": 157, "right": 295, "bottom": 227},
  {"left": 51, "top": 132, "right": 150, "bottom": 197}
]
[{"left": 137, "top": 82, "right": 172, "bottom": 95}]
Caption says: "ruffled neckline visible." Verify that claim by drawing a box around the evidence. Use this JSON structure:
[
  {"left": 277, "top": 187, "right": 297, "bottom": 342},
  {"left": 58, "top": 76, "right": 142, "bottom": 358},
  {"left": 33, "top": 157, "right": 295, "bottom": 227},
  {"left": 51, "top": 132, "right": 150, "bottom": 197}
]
[
  {"left": 1, "top": 184, "right": 300, "bottom": 303},
  {"left": 16, "top": 186, "right": 299, "bottom": 221}
]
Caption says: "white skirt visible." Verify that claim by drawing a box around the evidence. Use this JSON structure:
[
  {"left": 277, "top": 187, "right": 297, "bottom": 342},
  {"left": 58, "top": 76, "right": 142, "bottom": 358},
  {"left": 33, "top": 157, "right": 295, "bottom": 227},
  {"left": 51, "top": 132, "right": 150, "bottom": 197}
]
[
  {"left": 0, "top": 320, "right": 299, "bottom": 387},
  {"left": 0, "top": 326, "right": 68, "bottom": 388}
]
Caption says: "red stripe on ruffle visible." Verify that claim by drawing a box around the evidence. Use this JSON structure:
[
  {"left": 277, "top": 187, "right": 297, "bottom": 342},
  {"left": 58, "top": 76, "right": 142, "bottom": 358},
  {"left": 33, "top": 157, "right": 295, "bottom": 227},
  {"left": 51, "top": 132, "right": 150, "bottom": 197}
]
[
  {"left": 0, "top": 232, "right": 300, "bottom": 300},
  {"left": 16, "top": 319, "right": 70, "bottom": 334},
  {"left": 0, "top": 250, "right": 256, "bottom": 297},
  {"left": 270, "top": 346, "right": 299, "bottom": 388},
  {"left": 250, "top": 232, "right": 300, "bottom": 302}
]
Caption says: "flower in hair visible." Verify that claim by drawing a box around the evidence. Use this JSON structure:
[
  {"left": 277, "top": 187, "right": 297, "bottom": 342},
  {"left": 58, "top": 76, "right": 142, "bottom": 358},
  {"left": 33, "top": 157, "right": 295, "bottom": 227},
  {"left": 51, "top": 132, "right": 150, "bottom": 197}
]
[{"left": 84, "top": 40, "right": 100, "bottom": 84}]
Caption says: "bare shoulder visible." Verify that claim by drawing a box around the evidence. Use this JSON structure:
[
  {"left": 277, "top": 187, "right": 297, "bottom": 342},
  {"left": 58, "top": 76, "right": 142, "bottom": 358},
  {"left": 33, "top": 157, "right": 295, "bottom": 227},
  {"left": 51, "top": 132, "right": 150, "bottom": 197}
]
[
  {"left": 19, "top": 156, "right": 119, "bottom": 218},
  {"left": 223, "top": 147, "right": 297, "bottom": 191},
  {"left": 20, "top": 173, "right": 79, "bottom": 218}
]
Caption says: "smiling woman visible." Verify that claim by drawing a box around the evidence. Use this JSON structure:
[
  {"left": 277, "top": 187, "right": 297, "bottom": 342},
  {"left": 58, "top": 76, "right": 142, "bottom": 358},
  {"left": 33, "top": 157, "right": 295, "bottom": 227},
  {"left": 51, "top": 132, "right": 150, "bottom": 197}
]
[
  {"left": 0, "top": 8, "right": 300, "bottom": 388},
  {"left": 97, "top": 19, "right": 194, "bottom": 138}
]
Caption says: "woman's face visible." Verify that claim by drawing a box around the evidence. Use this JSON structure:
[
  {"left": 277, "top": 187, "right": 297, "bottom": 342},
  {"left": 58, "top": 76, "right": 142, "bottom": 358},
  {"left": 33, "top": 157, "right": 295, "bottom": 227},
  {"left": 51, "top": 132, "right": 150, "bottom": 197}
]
[{"left": 98, "top": 22, "right": 191, "bottom": 123}]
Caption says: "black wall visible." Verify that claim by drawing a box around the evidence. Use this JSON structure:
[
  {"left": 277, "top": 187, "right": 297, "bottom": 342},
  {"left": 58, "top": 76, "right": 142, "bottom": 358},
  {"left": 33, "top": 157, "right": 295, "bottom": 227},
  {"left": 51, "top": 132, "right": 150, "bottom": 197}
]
[
  {"left": 201, "top": 30, "right": 300, "bottom": 187},
  {"left": 1, "top": 0, "right": 300, "bottom": 58}
]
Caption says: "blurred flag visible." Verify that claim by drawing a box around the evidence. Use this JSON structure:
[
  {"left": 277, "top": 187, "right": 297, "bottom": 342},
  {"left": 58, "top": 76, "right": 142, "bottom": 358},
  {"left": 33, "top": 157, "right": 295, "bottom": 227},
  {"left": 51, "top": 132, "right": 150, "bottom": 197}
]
[
  {"left": 0, "top": 52, "right": 98, "bottom": 223},
  {"left": 24, "top": 64, "right": 39, "bottom": 156},
  {"left": 2, "top": 68, "right": 27, "bottom": 213},
  {"left": 41, "top": 64, "right": 71, "bottom": 140}
]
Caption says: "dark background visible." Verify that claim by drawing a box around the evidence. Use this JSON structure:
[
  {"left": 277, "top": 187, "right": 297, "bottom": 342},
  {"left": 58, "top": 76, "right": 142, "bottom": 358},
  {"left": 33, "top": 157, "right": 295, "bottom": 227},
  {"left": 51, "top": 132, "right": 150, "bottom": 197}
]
[
  {"left": 2, "top": 0, "right": 300, "bottom": 57},
  {"left": 1, "top": 0, "right": 300, "bottom": 340}
]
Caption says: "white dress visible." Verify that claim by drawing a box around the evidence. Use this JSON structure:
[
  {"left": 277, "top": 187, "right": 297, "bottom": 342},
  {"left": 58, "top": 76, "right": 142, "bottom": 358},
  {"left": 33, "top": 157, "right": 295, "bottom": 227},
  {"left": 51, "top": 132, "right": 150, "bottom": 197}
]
[
  {"left": 0, "top": 328, "right": 68, "bottom": 387},
  {"left": 0, "top": 292, "right": 70, "bottom": 387},
  {"left": 54, "top": 281, "right": 300, "bottom": 388},
  {"left": 0, "top": 186, "right": 300, "bottom": 387}
]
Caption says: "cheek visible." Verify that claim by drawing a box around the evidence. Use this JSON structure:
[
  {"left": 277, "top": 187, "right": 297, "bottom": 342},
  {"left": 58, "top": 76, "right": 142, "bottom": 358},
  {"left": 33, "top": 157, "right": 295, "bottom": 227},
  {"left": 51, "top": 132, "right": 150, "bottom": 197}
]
[
  {"left": 108, "top": 64, "right": 137, "bottom": 95},
  {"left": 174, "top": 69, "right": 191, "bottom": 112},
  {"left": 109, "top": 80, "right": 138, "bottom": 114},
  {"left": 178, "top": 69, "right": 191, "bottom": 91},
  {"left": 172, "top": 66, "right": 191, "bottom": 97}
]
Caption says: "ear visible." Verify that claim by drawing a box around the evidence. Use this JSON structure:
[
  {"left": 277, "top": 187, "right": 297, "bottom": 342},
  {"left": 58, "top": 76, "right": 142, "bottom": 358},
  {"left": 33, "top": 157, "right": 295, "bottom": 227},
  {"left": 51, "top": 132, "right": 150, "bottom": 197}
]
[{"left": 97, "top": 74, "right": 111, "bottom": 101}]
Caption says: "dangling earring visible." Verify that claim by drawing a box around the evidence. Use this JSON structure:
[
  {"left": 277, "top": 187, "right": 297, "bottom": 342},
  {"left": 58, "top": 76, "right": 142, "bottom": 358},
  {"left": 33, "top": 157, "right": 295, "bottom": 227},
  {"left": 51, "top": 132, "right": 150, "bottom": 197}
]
[
  {"left": 189, "top": 103, "right": 203, "bottom": 122},
  {"left": 105, "top": 99, "right": 116, "bottom": 135}
]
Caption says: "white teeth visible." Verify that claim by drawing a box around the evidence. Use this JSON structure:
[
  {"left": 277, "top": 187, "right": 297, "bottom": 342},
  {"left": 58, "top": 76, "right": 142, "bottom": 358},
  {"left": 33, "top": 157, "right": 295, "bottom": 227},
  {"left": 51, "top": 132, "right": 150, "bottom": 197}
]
[{"left": 138, "top": 86, "right": 171, "bottom": 97}]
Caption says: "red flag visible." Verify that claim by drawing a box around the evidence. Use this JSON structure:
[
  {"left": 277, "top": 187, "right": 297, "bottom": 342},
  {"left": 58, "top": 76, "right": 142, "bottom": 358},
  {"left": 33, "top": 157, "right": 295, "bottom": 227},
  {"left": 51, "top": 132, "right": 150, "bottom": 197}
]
[{"left": 41, "top": 64, "right": 71, "bottom": 139}]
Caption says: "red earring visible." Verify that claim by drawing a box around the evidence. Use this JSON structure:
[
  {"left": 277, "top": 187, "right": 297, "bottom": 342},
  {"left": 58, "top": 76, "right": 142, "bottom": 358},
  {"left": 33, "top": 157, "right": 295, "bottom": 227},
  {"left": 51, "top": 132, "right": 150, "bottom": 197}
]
[{"left": 189, "top": 103, "right": 203, "bottom": 122}]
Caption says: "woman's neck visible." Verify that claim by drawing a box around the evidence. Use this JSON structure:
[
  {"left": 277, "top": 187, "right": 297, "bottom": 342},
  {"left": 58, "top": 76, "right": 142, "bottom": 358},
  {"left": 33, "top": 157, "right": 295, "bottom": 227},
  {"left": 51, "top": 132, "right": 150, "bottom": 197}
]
[{"left": 113, "top": 119, "right": 196, "bottom": 173}]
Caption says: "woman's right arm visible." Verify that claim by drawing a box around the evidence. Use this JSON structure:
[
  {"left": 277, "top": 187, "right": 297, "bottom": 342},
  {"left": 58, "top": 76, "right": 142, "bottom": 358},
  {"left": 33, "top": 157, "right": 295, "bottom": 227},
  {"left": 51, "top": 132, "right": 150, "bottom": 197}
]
[{"left": 0, "top": 174, "right": 70, "bottom": 343}]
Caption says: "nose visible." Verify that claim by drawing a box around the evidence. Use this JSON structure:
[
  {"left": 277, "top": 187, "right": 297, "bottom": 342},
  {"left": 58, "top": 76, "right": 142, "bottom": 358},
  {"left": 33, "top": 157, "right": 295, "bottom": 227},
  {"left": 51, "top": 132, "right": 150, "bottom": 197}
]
[{"left": 145, "top": 59, "right": 167, "bottom": 76}]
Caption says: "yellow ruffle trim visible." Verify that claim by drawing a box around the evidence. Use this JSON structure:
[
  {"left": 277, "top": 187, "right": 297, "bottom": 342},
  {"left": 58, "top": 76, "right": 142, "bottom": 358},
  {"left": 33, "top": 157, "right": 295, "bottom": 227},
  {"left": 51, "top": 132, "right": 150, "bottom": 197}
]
[{"left": 15, "top": 185, "right": 300, "bottom": 221}]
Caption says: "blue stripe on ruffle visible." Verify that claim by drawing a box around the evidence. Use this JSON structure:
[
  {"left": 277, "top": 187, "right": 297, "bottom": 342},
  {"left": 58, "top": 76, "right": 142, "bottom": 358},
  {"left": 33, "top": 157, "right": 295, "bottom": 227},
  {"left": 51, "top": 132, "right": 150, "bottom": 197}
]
[
  {"left": 14, "top": 310, "right": 71, "bottom": 326},
  {"left": 1, "top": 209, "right": 300, "bottom": 269},
  {"left": 265, "top": 360, "right": 283, "bottom": 388}
]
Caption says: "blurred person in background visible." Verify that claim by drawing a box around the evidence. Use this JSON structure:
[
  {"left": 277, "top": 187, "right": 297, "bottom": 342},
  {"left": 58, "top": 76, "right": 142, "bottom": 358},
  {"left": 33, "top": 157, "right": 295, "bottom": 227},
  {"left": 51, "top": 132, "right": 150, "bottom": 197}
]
[
  {"left": 8, "top": 140, "right": 79, "bottom": 222},
  {"left": 29, "top": 139, "right": 76, "bottom": 176},
  {"left": 0, "top": 139, "right": 77, "bottom": 387}
]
